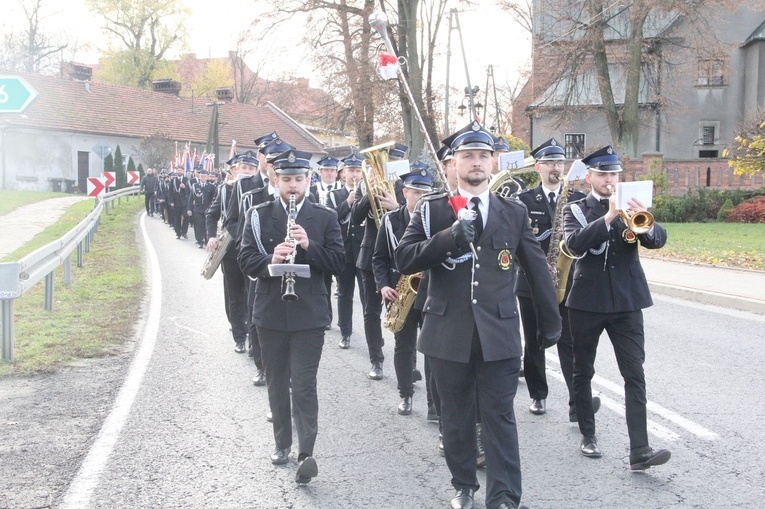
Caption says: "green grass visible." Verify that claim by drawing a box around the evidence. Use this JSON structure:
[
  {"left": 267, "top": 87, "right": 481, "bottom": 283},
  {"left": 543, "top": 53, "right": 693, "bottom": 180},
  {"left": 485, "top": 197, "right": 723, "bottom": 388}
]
[
  {"left": 0, "top": 190, "right": 64, "bottom": 216},
  {"left": 0, "top": 198, "right": 144, "bottom": 376},
  {"left": 641, "top": 222, "right": 765, "bottom": 270}
]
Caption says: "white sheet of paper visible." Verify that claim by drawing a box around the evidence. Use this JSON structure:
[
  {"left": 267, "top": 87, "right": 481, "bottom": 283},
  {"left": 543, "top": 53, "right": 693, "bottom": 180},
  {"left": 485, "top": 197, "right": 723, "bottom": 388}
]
[
  {"left": 498, "top": 150, "right": 526, "bottom": 171},
  {"left": 384, "top": 160, "right": 410, "bottom": 181},
  {"left": 616, "top": 180, "right": 653, "bottom": 209}
]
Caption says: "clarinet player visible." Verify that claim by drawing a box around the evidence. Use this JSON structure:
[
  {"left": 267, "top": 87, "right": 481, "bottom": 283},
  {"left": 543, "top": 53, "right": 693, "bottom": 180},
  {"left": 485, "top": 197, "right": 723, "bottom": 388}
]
[{"left": 238, "top": 149, "right": 345, "bottom": 484}]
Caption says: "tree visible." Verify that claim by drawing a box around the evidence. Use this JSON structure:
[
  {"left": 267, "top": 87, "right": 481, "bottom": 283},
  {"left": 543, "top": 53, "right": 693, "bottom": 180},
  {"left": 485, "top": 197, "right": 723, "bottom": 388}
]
[
  {"left": 132, "top": 133, "right": 175, "bottom": 170},
  {"left": 1, "top": 0, "right": 68, "bottom": 73},
  {"left": 103, "top": 152, "right": 114, "bottom": 178},
  {"left": 137, "top": 162, "right": 145, "bottom": 181},
  {"left": 114, "top": 145, "right": 126, "bottom": 189},
  {"left": 726, "top": 118, "right": 765, "bottom": 177},
  {"left": 127, "top": 156, "right": 137, "bottom": 185},
  {"left": 86, "top": 0, "right": 188, "bottom": 89},
  {"left": 504, "top": 0, "right": 738, "bottom": 158}
]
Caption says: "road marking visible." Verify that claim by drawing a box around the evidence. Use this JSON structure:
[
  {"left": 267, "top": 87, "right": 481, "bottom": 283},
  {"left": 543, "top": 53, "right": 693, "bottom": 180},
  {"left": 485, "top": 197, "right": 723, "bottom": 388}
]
[
  {"left": 546, "top": 353, "right": 718, "bottom": 441},
  {"left": 168, "top": 316, "right": 211, "bottom": 338},
  {"left": 60, "top": 213, "right": 161, "bottom": 508}
]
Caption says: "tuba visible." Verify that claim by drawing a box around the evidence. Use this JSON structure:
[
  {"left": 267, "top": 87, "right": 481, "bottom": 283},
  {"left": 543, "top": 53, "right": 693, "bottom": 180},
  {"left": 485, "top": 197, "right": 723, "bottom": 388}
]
[
  {"left": 360, "top": 142, "right": 397, "bottom": 229},
  {"left": 384, "top": 272, "right": 422, "bottom": 333},
  {"left": 489, "top": 156, "right": 537, "bottom": 198},
  {"left": 201, "top": 229, "right": 232, "bottom": 279}
]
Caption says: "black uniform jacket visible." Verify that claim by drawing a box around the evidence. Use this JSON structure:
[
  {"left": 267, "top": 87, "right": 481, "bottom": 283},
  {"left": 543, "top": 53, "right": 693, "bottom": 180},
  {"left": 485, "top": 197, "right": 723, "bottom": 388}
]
[
  {"left": 187, "top": 182, "right": 209, "bottom": 214},
  {"left": 395, "top": 191, "right": 560, "bottom": 363},
  {"left": 238, "top": 198, "right": 345, "bottom": 332},
  {"left": 563, "top": 193, "right": 667, "bottom": 313},
  {"left": 327, "top": 186, "right": 363, "bottom": 266},
  {"left": 205, "top": 182, "right": 233, "bottom": 240},
  {"left": 168, "top": 175, "right": 189, "bottom": 205},
  {"left": 223, "top": 174, "right": 263, "bottom": 238},
  {"left": 514, "top": 184, "right": 586, "bottom": 297},
  {"left": 372, "top": 206, "right": 409, "bottom": 292}
]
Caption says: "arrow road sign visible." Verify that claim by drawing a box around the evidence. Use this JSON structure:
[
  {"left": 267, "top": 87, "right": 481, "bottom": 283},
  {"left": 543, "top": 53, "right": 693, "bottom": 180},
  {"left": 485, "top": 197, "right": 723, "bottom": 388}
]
[
  {"left": 127, "top": 171, "right": 139, "bottom": 185},
  {"left": 103, "top": 172, "right": 115, "bottom": 188},
  {"left": 0, "top": 76, "right": 39, "bottom": 113},
  {"left": 87, "top": 177, "right": 105, "bottom": 197}
]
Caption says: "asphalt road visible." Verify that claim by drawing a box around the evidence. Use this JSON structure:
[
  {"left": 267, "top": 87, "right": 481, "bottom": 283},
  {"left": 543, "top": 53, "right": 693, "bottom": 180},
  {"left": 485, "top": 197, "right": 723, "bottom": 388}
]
[{"left": 3, "top": 212, "right": 765, "bottom": 509}]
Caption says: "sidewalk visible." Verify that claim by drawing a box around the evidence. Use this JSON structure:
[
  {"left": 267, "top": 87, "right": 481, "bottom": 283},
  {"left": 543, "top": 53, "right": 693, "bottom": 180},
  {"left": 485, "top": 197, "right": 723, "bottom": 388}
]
[
  {"left": 0, "top": 195, "right": 90, "bottom": 259},
  {"left": 642, "top": 257, "right": 765, "bottom": 314}
]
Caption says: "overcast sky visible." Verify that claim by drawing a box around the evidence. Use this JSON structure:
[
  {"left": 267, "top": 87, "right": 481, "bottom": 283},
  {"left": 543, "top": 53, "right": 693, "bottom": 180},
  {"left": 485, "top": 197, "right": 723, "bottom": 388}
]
[{"left": 4, "top": 0, "right": 531, "bottom": 97}]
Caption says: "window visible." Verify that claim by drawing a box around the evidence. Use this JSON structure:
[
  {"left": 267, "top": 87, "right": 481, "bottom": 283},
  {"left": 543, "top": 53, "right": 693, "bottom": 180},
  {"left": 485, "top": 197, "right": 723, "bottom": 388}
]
[
  {"left": 698, "top": 121, "right": 719, "bottom": 146},
  {"left": 564, "top": 133, "right": 585, "bottom": 159},
  {"left": 697, "top": 59, "right": 725, "bottom": 86},
  {"left": 699, "top": 150, "right": 719, "bottom": 158}
]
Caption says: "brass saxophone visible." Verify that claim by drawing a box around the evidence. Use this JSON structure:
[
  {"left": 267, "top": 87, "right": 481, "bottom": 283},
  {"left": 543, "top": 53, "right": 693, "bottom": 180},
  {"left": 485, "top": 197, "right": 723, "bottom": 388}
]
[
  {"left": 383, "top": 272, "right": 422, "bottom": 333},
  {"left": 281, "top": 193, "right": 299, "bottom": 302},
  {"left": 547, "top": 173, "right": 581, "bottom": 304}
]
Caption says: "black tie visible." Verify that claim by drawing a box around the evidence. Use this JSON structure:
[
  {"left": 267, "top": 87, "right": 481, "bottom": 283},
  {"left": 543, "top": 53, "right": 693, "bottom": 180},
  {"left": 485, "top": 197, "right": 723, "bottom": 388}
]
[
  {"left": 599, "top": 198, "right": 609, "bottom": 208},
  {"left": 548, "top": 191, "right": 556, "bottom": 209},
  {"left": 471, "top": 197, "right": 483, "bottom": 241},
  {"left": 264, "top": 176, "right": 269, "bottom": 186}
]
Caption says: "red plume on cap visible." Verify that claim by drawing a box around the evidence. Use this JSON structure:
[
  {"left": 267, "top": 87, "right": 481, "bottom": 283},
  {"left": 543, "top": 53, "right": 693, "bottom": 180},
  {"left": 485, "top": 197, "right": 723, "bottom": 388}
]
[{"left": 448, "top": 195, "right": 468, "bottom": 217}]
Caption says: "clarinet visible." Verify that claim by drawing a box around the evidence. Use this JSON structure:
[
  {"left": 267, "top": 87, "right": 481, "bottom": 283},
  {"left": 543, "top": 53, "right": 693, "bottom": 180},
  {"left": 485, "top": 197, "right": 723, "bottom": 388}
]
[{"left": 282, "top": 193, "right": 299, "bottom": 302}]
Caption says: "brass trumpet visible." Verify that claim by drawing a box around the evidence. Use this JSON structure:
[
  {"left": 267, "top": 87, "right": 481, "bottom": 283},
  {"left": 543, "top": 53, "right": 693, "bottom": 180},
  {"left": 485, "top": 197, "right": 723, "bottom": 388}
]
[{"left": 605, "top": 185, "right": 654, "bottom": 234}]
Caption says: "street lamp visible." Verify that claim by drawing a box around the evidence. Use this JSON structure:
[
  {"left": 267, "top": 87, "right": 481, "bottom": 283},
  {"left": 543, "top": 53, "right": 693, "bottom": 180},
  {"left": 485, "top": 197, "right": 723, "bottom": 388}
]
[{"left": 463, "top": 85, "right": 481, "bottom": 121}]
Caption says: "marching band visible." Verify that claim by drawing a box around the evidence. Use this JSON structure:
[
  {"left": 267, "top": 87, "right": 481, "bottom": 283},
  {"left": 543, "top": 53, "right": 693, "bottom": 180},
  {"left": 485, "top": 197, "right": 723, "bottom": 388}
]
[{"left": 142, "top": 121, "right": 669, "bottom": 509}]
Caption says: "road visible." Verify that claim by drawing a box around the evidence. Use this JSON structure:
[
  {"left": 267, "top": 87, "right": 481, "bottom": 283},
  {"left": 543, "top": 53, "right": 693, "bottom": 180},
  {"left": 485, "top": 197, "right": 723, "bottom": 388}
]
[{"left": 6, "top": 213, "right": 765, "bottom": 509}]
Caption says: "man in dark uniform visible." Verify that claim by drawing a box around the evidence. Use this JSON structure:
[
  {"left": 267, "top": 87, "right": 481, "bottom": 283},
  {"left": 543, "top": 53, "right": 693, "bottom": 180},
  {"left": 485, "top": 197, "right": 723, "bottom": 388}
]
[
  {"left": 395, "top": 121, "right": 560, "bottom": 509},
  {"left": 351, "top": 149, "right": 405, "bottom": 380},
  {"left": 187, "top": 170, "right": 211, "bottom": 248},
  {"left": 169, "top": 165, "right": 190, "bottom": 239},
  {"left": 515, "top": 138, "right": 600, "bottom": 420},
  {"left": 373, "top": 167, "right": 432, "bottom": 416},
  {"left": 315, "top": 156, "right": 340, "bottom": 206},
  {"left": 140, "top": 167, "right": 158, "bottom": 217},
  {"left": 563, "top": 146, "right": 671, "bottom": 470},
  {"left": 238, "top": 149, "right": 345, "bottom": 484},
  {"left": 327, "top": 154, "right": 365, "bottom": 349}
]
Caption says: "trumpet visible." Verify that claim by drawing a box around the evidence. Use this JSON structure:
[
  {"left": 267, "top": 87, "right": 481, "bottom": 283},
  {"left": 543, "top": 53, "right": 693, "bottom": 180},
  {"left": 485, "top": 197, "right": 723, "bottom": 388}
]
[{"left": 605, "top": 185, "right": 654, "bottom": 234}]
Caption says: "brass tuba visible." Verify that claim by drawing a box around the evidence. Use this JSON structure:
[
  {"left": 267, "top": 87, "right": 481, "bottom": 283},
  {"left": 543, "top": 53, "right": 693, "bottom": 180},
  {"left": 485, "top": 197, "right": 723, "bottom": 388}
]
[
  {"left": 360, "top": 141, "right": 397, "bottom": 229},
  {"left": 489, "top": 156, "right": 537, "bottom": 198},
  {"left": 201, "top": 229, "right": 232, "bottom": 280},
  {"left": 384, "top": 272, "right": 422, "bottom": 333}
]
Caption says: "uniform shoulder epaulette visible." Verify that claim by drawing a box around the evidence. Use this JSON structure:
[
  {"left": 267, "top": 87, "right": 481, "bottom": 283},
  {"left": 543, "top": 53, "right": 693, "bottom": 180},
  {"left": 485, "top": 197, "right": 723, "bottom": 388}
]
[
  {"left": 420, "top": 190, "right": 449, "bottom": 202},
  {"left": 567, "top": 195, "right": 587, "bottom": 205},
  {"left": 254, "top": 199, "right": 273, "bottom": 211},
  {"left": 310, "top": 201, "right": 334, "bottom": 212},
  {"left": 517, "top": 187, "right": 534, "bottom": 196}
]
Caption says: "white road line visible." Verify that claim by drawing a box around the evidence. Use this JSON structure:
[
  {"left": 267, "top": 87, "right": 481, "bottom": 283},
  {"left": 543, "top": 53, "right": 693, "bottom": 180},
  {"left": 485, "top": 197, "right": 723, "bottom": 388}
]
[
  {"left": 59, "top": 213, "right": 161, "bottom": 509},
  {"left": 546, "top": 353, "right": 718, "bottom": 441},
  {"left": 168, "top": 316, "right": 211, "bottom": 338}
]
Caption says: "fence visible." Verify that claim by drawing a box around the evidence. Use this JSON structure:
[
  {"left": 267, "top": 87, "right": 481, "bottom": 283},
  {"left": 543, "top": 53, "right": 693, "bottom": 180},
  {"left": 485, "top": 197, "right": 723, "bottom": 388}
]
[{"left": 0, "top": 186, "right": 140, "bottom": 361}]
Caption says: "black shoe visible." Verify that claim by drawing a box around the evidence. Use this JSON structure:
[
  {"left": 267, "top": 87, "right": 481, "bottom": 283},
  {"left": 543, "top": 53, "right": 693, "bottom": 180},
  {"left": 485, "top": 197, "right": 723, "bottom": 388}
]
[
  {"left": 368, "top": 362, "right": 383, "bottom": 380},
  {"left": 450, "top": 488, "right": 475, "bottom": 509},
  {"left": 412, "top": 368, "right": 422, "bottom": 382},
  {"left": 630, "top": 447, "right": 671, "bottom": 471},
  {"left": 569, "top": 396, "right": 602, "bottom": 422},
  {"left": 338, "top": 336, "right": 350, "bottom": 349},
  {"left": 497, "top": 504, "right": 529, "bottom": 509},
  {"left": 529, "top": 398, "right": 546, "bottom": 415},
  {"left": 266, "top": 411, "right": 272, "bottom": 422},
  {"left": 398, "top": 396, "right": 413, "bottom": 415},
  {"left": 295, "top": 456, "right": 318, "bottom": 484},
  {"left": 580, "top": 435, "right": 602, "bottom": 458},
  {"left": 176, "top": 235, "right": 181, "bottom": 239},
  {"left": 270, "top": 447, "right": 290, "bottom": 465},
  {"left": 252, "top": 369, "right": 266, "bottom": 386},
  {"left": 234, "top": 341, "right": 246, "bottom": 353},
  {"left": 438, "top": 433, "right": 445, "bottom": 457},
  {"left": 476, "top": 423, "right": 486, "bottom": 469},
  {"left": 198, "top": 244, "right": 203, "bottom": 249},
  {"left": 427, "top": 404, "right": 438, "bottom": 423},
  {"left": 182, "top": 234, "right": 187, "bottom": 239}
]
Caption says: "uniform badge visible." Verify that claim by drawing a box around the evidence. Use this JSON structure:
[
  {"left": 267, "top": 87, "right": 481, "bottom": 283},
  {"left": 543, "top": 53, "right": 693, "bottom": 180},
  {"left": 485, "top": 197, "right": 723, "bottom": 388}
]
[
  {"left": 288, "top": 153, "right": 296, "bottom": 163},
  {"left": 535, "top": 194, "right": 543, "bottom": 202},
  {"left": 551, "top": 139, "right": 557, "bottom": 146},
  {"left": 498, "top": 249, "right": 512, "bottom": 270},
  {"left": 471, "top": 121, "right": 480, "bottom": 131},
  {"left": 622, "top": 229, "right": 637, "bottom": 243}
]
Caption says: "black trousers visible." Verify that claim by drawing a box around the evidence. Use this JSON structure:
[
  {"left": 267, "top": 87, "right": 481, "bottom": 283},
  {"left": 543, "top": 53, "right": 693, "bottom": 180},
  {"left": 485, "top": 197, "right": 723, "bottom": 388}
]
[
  {"left": 144, "top": 192, "right": 154, "bottom": 215},
  {"left": 192, "top": 212, "right": 206, "bottom": 244},
  {"left": 246, "top": 279, "right": 263, "bottom": 370},
  {"left": 394, "top": 309, "right": 420, "bottom": 398},
  {"left": 518, "top": 297, "right": 575, "bottom": 407},
  {"left": 258, "top": 326, "right": 324, "bottom": 456},
  {"left": 220, "top": 247, "right": 247, "bottom": 344},
  {"left": 361, "top": 269, "right": 384, "bottom": 364},
  {"left": 323, "top": 272, "right": 333, "bottom": 325},
  {"left": 172, "top": 201, "right": 189, "bottom": 236},
  {"left": 336, "top": 263, "right": 364, "bottom": 337},
  {"left": 567, "top": 308, "right": 648, "bottom": 451},
  {"left": 429, "top": 330, "right": 522, "bottom": 509}
]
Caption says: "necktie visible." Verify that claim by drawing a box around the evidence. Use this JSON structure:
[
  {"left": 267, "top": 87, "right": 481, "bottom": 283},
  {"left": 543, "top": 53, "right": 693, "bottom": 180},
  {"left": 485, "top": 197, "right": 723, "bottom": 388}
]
[
  {"left": 471, "top": 197, "right": 483, "bottom": 240},
  {"left": 599, "top": 198, "right": 609, "bottom": 208},
  {"left": 548, "top": 191, "right": 556, "bottom": 209},
  {"left": 264, "top": 176, "right": 269, "bottom": 186}
]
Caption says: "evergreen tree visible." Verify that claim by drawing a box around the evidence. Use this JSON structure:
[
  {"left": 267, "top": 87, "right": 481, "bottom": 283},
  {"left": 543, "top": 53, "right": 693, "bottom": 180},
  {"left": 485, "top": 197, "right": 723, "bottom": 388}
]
[
  {"left": 137, "top": 163, "right": 145, "bottom": 181},
  {"left": 127, "top": 156, "right": 137, "bottom": 185},
  {"left": 114, "top": 145, "right": 127, "bottom": 189},
  {"left": 104, "top": 153, "right": 114, "bottom": 181}
]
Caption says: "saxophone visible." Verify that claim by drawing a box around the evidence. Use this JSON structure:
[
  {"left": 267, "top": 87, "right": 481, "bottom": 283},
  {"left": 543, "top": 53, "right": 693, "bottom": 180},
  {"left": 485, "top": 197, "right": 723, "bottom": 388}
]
[
  {"left": 547, "top": 173, "right": 580, "bottom": 304},
  {"left": 383, "top": 272, "right": 422, "bottom": 333},
  {"left": 281, "top": 193, "right": 298, "bottom": 302}
]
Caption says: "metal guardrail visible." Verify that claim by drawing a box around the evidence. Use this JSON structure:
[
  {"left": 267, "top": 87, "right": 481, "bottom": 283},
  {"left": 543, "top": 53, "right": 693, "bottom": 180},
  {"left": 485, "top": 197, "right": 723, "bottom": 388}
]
[{"left": 0, "top": 185, "right": 140, "bottom": 361}]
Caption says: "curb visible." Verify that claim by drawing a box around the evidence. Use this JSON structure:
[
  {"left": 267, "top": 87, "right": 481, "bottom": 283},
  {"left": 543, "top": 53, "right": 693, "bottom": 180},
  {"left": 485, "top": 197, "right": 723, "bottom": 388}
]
[{"left": 648, "top": 281, "right": 765, "bottom": 315}]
